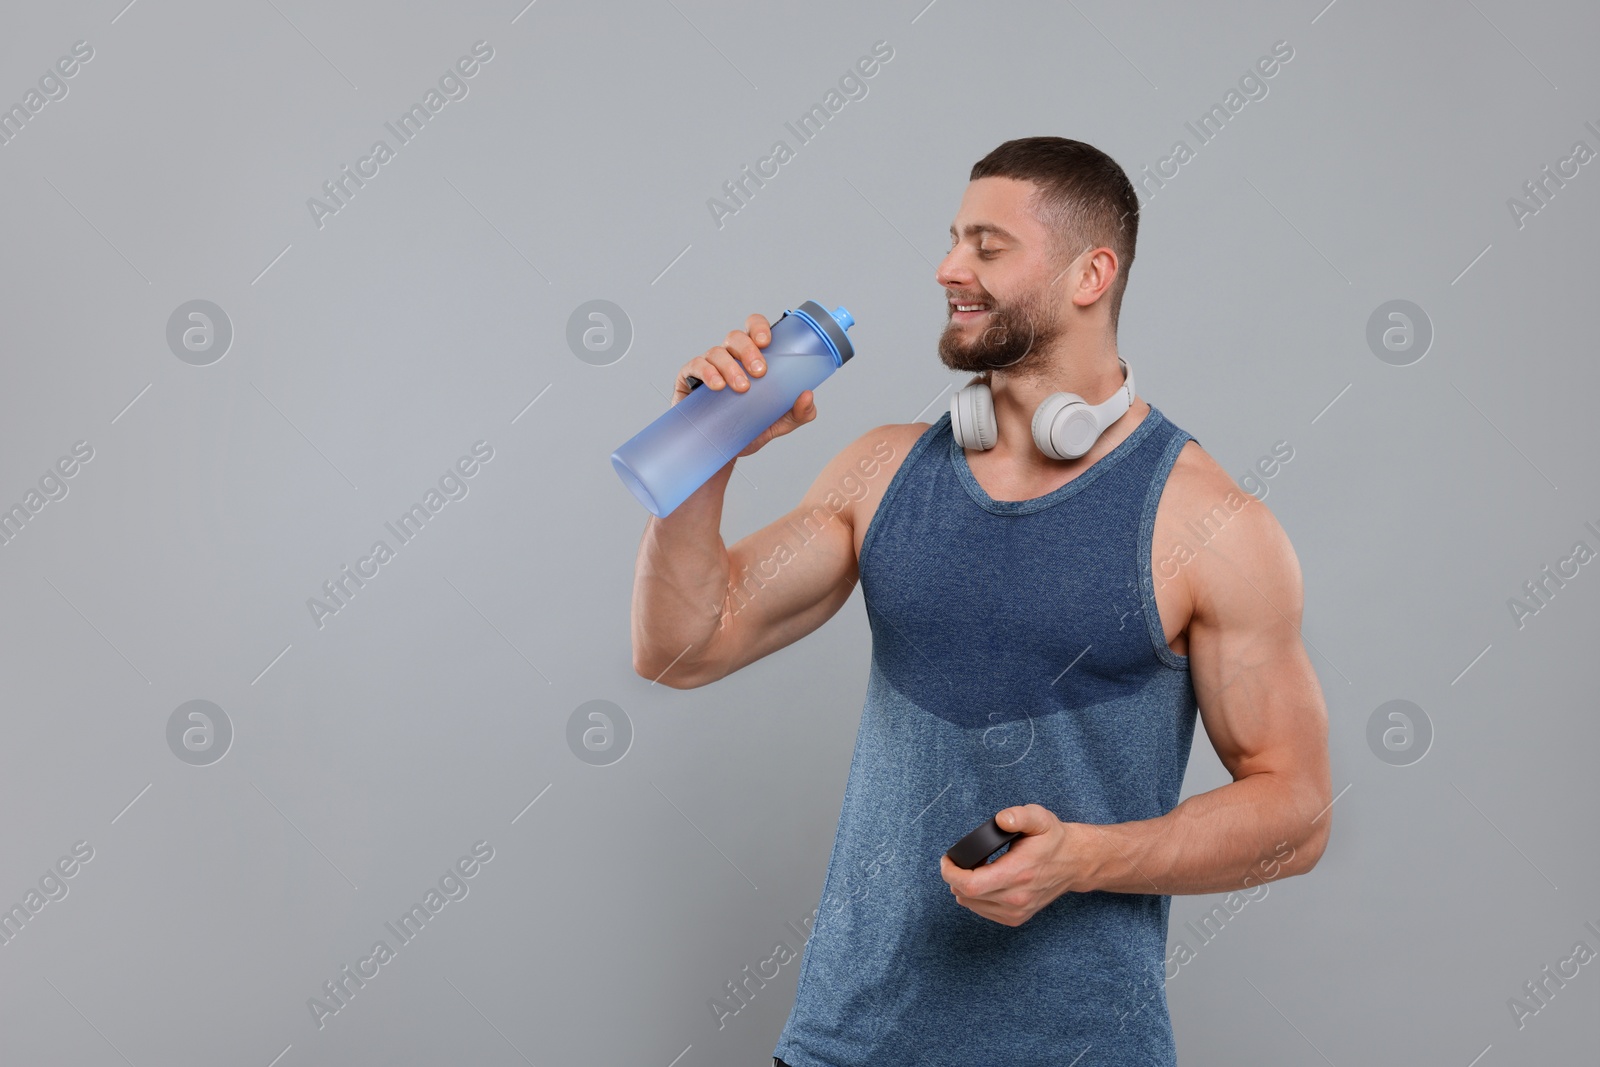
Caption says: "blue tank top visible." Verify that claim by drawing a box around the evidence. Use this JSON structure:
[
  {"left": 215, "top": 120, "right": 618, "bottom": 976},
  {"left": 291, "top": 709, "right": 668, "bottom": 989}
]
[{"left": 773, "top": 404, "right": 1201, "bottom": 1067}]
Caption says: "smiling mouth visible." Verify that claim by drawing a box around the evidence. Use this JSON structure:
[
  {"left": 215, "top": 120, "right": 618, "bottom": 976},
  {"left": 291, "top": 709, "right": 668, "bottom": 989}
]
[{"left": 950, "top": 301, "right": 991, "bottom": 322}]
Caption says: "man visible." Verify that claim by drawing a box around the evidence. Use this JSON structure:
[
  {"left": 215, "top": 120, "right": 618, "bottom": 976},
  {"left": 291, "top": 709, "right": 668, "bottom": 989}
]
[{"left": 629, "top": 137, "right": 1331, "bottom": 1066}]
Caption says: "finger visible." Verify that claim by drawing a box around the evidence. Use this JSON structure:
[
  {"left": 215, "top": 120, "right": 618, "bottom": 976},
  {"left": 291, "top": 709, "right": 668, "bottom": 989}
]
[
  {"left": 684, "top": 354, "right": 728, "bottom": 391},
  {"left": 941, "top": 856, "right": 980, "bottom": 893},
  {"left": 997, "top": 804, "right": 1047, "bottom": 835},
  {"left": 774, "top": 397, "right": 814, "bottom": 436},
  {"left": 705, "top": 346, "right": 751, "bottom": 391},
  {"left": 744, "top": 312, "right": 772, "bottom": 348},
  {"left": 724, "top": 329, "right": 766, "bottom": 375},
  {"left": 671, "top": 368, "right": 707, "bottom": 404},
  {"left": 692, "top": 352, "right": 733, "bottom": 390}
]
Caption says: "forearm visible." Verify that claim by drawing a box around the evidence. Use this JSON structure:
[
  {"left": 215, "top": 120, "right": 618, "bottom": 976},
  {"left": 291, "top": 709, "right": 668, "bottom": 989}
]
[
  {"left": 630, "top": 460, "right": 738, "bottom": 684},
  {"left": 1067, "top": 771, "right": 1329, "bottom": 896}
]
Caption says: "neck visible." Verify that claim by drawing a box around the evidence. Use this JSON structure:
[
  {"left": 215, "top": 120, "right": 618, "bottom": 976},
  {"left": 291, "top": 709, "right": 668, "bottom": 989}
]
[{"left": 982, "top": 338, "right": 1131, "bottom": 470}]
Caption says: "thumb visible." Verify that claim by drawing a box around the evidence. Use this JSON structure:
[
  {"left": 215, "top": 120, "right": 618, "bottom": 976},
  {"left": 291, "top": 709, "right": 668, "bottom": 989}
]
[{"left": 996, "top": 804, "right": 1051, "bottom": 836}]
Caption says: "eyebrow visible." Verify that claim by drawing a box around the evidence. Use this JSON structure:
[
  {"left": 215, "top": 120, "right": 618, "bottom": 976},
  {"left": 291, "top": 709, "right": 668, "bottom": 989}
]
[{"left": 948, "top": 222, "right": 1017, "bottom": 241}]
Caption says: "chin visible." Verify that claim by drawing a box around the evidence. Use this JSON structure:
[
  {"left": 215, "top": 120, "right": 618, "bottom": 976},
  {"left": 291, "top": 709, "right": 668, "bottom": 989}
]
[
  {"left": 939, "top": 334, "right": 1036, "bottom": 375},
  {"left": 940, "top": 353, "right": 1004, "bottom": 374},
  {"left": 936, "top": 342, "right": 985, "bottom": 374}
]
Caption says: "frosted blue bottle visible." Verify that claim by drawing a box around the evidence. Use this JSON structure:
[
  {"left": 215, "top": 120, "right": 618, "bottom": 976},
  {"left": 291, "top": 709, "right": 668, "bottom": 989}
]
[{"left": 611, "top": 300, "right": 856, "bottom": 517}]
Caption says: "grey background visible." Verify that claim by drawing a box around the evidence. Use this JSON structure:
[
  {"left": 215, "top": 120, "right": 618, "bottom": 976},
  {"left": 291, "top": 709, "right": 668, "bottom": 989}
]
[{"left": 0, "top": 0, "right": 1595, "bottom": 1064}]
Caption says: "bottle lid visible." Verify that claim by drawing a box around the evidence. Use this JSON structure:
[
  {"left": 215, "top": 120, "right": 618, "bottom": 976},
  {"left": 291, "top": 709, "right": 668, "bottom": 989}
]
[{"left": 795, "top": 300, "right": 856, "bottom": 365}]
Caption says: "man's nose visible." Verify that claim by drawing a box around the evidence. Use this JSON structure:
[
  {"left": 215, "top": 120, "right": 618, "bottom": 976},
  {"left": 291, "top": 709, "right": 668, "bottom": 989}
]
[{"left": 936, "top": 250, "right": 971, "bottom": 288}]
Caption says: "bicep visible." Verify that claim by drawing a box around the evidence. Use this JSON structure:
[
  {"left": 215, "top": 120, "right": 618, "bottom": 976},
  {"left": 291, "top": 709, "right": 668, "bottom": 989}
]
[{"left": 703, "top": 438, "right": 869, "bottom": 677}]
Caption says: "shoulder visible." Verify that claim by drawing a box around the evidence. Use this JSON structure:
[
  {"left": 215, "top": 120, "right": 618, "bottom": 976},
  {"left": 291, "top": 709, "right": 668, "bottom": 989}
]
[
  {"left": 803, "top": 421, "right": 935, "bottom": 557},
  {"left": 858, "top": 421, "right": 938, "bottom": 466},
  {"left": 1163, "top": 438, "right": 1228, "bottom": 501},
  {"left": 817, "top": 421, "right": 934, "bottom": 486},
  {"left": 1156, "top": 438, "right": 1303, "bottom": 618}
]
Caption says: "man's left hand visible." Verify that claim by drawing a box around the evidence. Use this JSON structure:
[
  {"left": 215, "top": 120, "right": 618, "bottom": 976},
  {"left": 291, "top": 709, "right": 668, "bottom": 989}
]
[{"left": 939, "top": 805, "right": 1095, "bottom": 926}]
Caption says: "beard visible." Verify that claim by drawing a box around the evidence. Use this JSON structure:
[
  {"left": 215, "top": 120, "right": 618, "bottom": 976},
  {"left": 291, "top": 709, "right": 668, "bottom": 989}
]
[{"left": 936, "top": 282, "right": 1062, "bottom": 377}]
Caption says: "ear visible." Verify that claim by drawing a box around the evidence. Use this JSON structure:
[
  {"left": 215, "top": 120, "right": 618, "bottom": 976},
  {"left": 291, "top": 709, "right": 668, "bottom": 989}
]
[{"left": 1070, "top": 248, "right": 1120, "bottom": 308}]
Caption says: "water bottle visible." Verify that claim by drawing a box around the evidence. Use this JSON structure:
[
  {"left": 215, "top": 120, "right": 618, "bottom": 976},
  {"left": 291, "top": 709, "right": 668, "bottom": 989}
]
[{"left": 611, "top": 300, "right": 856, "bottom": 517}]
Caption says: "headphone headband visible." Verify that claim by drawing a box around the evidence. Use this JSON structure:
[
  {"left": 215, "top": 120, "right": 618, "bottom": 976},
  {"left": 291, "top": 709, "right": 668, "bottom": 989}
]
[{"left": 1083, "top": 357, "right": 1134, "bottom": 425}]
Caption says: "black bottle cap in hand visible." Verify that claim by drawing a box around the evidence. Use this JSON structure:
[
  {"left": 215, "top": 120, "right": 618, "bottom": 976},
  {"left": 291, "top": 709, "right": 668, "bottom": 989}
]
[{"left": 946, "top": 816, "right": 1024, "bottom": 870}]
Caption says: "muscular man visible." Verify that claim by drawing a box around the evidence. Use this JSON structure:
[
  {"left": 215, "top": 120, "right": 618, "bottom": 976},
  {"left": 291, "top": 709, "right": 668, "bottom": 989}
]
[{"left": 629, "top": 136, "right": 1331, "bottom": 1066}]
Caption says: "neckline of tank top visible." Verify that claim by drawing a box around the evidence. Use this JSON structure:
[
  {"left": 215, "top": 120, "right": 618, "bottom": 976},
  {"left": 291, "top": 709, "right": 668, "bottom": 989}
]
[{"left": 943, "top": 402, "right": 1166, "bottom": 516}]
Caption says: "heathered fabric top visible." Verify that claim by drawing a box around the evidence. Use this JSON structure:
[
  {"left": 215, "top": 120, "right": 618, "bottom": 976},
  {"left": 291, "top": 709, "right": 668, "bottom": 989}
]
[{"left": 772, "top": 405, "right": 1201, "bottom": 1067}]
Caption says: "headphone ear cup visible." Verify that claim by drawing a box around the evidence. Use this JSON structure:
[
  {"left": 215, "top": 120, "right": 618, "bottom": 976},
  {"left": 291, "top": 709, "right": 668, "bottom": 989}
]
[
  {"left": 1032, "top": 392, "right": 1100, "bottom": 460},
  {"left": 950, "top": 382, "right": 997, "bottom": 451}
]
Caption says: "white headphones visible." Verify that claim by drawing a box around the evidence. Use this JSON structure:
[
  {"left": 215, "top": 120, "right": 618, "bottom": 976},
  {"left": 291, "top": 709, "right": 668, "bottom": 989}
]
[{"left": 949, "top": 357, "right": 1136, "bottom": 460}]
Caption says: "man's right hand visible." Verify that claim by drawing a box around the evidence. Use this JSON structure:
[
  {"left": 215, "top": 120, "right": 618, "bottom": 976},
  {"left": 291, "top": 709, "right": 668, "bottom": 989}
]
[{"left": 673, "top": 312, "right": 818, "bottom": 458}]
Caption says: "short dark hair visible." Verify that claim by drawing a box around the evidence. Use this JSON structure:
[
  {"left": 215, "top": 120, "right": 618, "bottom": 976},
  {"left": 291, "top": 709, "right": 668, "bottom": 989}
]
[{"left": 969, "top": 137, "right": 1140, "bottom": 331}]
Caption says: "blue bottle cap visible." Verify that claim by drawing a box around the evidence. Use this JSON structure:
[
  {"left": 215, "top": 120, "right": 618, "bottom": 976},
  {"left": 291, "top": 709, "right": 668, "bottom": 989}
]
[{"left": 794, "top": 300, "right": 856, "bottom": 365}]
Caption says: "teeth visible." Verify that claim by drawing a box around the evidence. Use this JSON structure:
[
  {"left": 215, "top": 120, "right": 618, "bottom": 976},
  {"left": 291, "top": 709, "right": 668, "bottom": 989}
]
[{"left": 956, "top": 304, "right": 986, "bottom": 312}]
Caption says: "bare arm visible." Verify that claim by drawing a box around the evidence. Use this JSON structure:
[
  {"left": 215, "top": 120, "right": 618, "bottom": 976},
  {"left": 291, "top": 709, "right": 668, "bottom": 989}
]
[
  {"left": 629, "top": 313, "right": 875, "bottom": 689},
  {"left": 1065, "top": 458, "right": 1333, "bottom": 895},
  {"left": 632, "top": 433, "right": 886, "bottom": 688}
]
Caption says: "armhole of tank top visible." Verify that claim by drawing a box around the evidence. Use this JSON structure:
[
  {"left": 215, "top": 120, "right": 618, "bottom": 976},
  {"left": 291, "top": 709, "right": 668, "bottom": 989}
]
[
  {"left": 858, "top": 418, "right": 943, "bottom": 574},
  {"left": 1140, "top": 426, "right": 1194, "bottom": 671}
]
